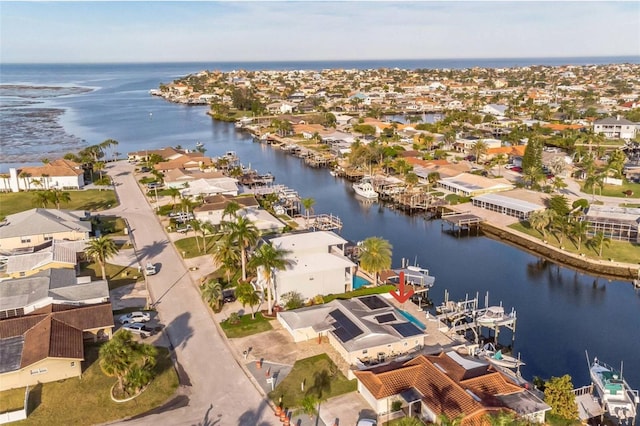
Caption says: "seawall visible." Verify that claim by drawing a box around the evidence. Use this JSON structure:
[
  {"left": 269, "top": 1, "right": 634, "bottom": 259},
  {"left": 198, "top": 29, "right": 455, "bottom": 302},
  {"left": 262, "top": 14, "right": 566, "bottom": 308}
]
[{"left": 480, "top": 222, "right": 640, "bottom": 283}]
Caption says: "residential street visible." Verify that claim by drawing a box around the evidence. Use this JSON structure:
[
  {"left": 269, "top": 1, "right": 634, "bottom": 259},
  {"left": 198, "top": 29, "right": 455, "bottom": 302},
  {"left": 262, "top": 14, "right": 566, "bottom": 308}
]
[{"left": 103, "top": 161, "right": 276, "bottom": 426}]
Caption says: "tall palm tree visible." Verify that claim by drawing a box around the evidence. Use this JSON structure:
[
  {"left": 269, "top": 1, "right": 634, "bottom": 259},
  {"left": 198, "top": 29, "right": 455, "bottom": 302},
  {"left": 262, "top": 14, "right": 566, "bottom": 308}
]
[
  {"left": 19, "top": 171, "right": 31, "bottom": 191},
  {"left": 212, "top": 234, "right": 241, "bottom": 284},
  {"left": 471, "top": 140, "right": 488, "bottom": 164},
  {"left": 221, "top": 216, "right": 259, "bottom": 282},
  {"left": 94, "top": 161, "right": 106, "bottom": 180},
  {"left": 85, "top": 236, "right": 119, "bottom": 281},
  {"left": 222, "top": 200, "right": 242, "bottom": 220},
  {"left": 571, "top": 220, "right": 589, "bottom": 251},
  {"left": 358, "top": 237, "right": 393, "bottom": 286},
  {"left": 200, "top": 220, "right": 216, "bottom": 252},
  {"left": 301, "top": 197, "right": 315, "bottom": 218},
  {"left": 166, "top": 187, "right": 181, "bottom": 209},
  {"left": 200, "top": 279, "right": 223, "bottom": 311},
  {"left": 587, "top": 231, "right": 611, "bottom": 257},
  {"left": 249, "top": 243, "right": 291, "bottom": 315},
  {"left": 188, "top": 219, "right": 202, "bottom": 252},
  {"left": 528, "top": 210, "right": 549, "bottom": 239},
  {"left": 99, "top": 330, "right": 157, "bottom": 397}
]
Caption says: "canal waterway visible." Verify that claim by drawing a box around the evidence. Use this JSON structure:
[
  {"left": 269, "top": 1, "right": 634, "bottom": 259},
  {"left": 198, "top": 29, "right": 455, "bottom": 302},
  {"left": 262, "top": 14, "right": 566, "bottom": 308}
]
[{"left": 1, "top": 63, "right": 639, "bottom": 403}]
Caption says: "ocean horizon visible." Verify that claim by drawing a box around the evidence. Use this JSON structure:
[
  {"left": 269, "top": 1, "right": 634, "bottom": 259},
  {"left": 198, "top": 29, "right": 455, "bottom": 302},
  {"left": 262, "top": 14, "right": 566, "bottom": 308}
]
[{"left": 2, "top": 55, "right": 639, "bottom": 72}]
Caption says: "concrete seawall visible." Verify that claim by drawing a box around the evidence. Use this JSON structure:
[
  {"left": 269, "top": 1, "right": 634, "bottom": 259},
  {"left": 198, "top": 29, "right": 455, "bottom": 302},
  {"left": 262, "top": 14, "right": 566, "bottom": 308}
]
[{"left": 480, "top": 222, "right": 640, "bottom": 283}]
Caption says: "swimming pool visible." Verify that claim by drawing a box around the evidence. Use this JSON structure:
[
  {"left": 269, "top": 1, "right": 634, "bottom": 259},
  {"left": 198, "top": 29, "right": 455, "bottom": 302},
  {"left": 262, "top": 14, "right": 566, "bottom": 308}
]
[
  {"left": 396, "top": 309, "right": 426, "bottom": 330},
  {"left": 353, "top": 275, "right": 371, "bottom": 290}
]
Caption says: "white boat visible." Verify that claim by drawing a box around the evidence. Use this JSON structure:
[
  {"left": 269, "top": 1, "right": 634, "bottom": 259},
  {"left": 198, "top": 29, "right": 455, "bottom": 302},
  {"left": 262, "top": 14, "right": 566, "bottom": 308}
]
[
  {"left": 476, "top": 343, "right": 525, "bottom": 370},
  {"left": 588, "top": 355, "right": 639, "bottom": 423},
  {"left": 476, "top": 306, "right": 512, "bottom": 326},
  {"left": 353, "top": 181, "right": 378, "bottom": 199}
]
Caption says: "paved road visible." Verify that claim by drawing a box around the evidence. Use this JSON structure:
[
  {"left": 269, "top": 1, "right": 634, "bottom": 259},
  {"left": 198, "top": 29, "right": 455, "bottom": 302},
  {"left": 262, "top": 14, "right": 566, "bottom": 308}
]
[{"left": 104, "top": 161, "right": 276, "bottom": 426}]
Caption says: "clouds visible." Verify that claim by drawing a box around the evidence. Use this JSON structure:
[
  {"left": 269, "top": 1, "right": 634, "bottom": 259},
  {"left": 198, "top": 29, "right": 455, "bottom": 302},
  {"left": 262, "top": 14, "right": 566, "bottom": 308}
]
[{"left": 1, "top": 1, "right": 638, "bottom": 63}]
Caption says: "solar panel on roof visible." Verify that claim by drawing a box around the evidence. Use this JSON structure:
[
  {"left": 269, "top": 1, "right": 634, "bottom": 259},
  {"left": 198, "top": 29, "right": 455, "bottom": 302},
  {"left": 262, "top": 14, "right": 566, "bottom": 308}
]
[
  {"left": 391, "top": 322, "right": 424, "bottom": 337},
  {"left": 329, "top": 310, "right": 364, "bottom": 343},
  {"left": 375, "top": 313, "right": 396, "bottom": 323},
  {"left": 359, "top": 295, "right": 389, "bottom": 310}
]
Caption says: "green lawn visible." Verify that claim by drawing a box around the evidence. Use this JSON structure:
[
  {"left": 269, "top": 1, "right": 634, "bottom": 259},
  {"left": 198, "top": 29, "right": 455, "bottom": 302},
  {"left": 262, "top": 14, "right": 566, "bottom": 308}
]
[
  {"left": 0, "top": 387, "right": 25, "bottom": 412},
  {"left": 220, "top": 312, "right": 274, "bottom": 338},
  {"left": 268, "top": 354, "right": 357, "bottom": 409},
  {"left": 509, "top": 222, "right": 640, "bottom": 263},
  {"left": 0, "top": 189, "right": 118, "bottom": 219},
  {"left": 3, "top": 345, "right": 178, "bottom": 426},
  {"left": 77, "top": 261, "right": 144, "bottom": 290},
  {"left": 581, "top": 181, "right": 640, "bottom": 199},
  {"left": 95, "top": 215, "right": 127, "bottom": 236},
  {"left": 324, "top": 285, "right": 396, "bottom": 303},
  {"left": 174, "top": 235, "right": 219, "bottom": 258}
]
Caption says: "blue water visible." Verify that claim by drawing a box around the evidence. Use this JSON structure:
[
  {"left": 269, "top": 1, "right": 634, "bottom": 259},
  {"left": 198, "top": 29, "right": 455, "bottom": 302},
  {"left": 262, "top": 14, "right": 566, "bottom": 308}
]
[
  {"left": 396, "top": 309, "right": 427, "bottom": 331},
  {"left": 353, "top": 276, "right": 371, "bottom": 290},
  {"left": 1, "top": 63, "right": 639, "bottom": 413}
]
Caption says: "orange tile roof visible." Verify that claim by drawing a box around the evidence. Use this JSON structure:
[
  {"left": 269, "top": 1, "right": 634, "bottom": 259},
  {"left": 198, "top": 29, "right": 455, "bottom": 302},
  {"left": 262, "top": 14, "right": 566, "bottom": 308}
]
[
  {"left": 486, "top": 146, "right": 526, "bottom": 156},
  {"left": 354, "top": 353, "right": 521, "bottom": 424},
  {"left": 542, "top": 123, "right": 585, "bottom": 131}
]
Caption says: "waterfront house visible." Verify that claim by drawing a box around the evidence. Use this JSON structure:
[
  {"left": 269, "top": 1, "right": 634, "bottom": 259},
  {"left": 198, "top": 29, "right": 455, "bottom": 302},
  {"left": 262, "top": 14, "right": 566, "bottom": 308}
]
[
  {"left": 0, "top": 208, "right": 92, "bottom": 252},
  {"left": 471, "top": 189, "right": 547, "bottom": 220},
  {"left": 163, "top": 169, "right": 239, "bottom": 198},
  {"left": 256, "top": 231, "right": 356, "bottom": 304},
  {"left": 481, "top": 103, "right": 508, "bottom": 117},
  {"left": 0, "top": 159, "right": 85, "bottom": 193},
  {"left": 437, "top": 173, "right": 514, "bottom": 197},
  {"left": 593, "top": 116, "right": 638, "bottom": 140},
  {"left": 193, "top": 194, "right": 285, "bottom": 234},
  {"left": 278, "top": 295, "right": 426, "bottom": 366},
  {"left": 127, "top": 146, "right": 185, "bottom": 162},
  {"left": 582, "top": 205, "right": 640, "bottom": 243},
  {"left": 0, "top": 268, "right": 109, "bottom": 319},
  {"left": 153, "top": 153, "right": 213, "bottom": 172},
  {"left": 353, "top": 351, "right": 550, "bottom": 424},
  {"left": 0, "top": 302, "right": 114, "bottom": 391}
]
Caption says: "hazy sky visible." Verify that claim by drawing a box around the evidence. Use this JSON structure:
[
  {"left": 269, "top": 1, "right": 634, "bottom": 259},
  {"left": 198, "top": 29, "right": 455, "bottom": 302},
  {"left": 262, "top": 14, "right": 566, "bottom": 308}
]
[{"left": 1, "top": 1, "right": 639, "bottom": 63}]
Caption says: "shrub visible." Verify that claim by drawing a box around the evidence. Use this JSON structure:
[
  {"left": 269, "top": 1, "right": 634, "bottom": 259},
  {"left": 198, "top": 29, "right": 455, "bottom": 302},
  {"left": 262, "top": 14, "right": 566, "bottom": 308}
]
[{"left": 391, "top": 400, "right": 403, "bottom": 412}]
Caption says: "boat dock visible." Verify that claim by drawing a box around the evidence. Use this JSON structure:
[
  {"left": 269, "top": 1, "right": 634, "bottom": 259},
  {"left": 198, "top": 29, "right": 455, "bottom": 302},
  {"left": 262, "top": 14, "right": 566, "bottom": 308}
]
[
  {"left": 572, "top": 384, "right": 605, "bottom": 422},
  {"left": 441, "top": 211, "right": 483, "bottom": 235}
]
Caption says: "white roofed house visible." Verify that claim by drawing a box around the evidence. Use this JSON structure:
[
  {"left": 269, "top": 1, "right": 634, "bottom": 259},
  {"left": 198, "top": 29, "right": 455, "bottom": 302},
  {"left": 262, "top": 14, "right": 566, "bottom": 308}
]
[
  {"left": 255, "top": 231, "right": 357, "bottom": 306},
  {"left": 593, "top": 116, "right": 638, "bottom": 140},
  {"left": 163, "top": 169, "right": 239, "bottom": 198},
  {"left": 193, "top": 194, "right": 285, "bottom": 234},
  {"left": 0, "top": 208, "right": 92, "bottom": 252},
  {"left": 437, "top": 173, "right": 514, "bottom": 198}
]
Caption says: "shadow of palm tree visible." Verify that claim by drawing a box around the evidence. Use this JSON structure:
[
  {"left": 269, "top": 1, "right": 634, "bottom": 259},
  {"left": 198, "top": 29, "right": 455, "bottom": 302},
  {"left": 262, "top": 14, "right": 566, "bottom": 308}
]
[
  {"left": 193, "top": 403, "right": 221, "bottom": 426},
  {"left": 237, "top": 398, "right": 272, "bottom": 426},
  {"left": 307, "top": 369, "right": 331, "bottom": 399},
  {"left": 429, "top": 382, "right": 461, "bottom": 419},
  {"left": 163, "top": 312, "right": 194, "bottom": 352},
  {"left": 137, "top": 239, "right": 170, "bottom": 259}
]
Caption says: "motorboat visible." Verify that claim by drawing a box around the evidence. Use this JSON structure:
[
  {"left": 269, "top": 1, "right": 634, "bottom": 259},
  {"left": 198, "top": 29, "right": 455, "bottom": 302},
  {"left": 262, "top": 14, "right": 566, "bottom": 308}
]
[
  {"left": 476, "top": 343, "right": 525, "bottom": 370},
  {"left": 588, "top": 355, "right": 639, "bottom": 423},
  {"left": 476, "top": 306, "right": 513, "bottom": 326},
  {"left": 353, "top": 180, "right": 378, "bottom": 199}
]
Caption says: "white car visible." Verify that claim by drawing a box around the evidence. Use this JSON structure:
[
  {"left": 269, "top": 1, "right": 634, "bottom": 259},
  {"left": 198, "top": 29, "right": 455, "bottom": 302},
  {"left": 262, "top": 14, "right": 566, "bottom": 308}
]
[
  {"left": 118, "top": 311, "right": 151, "bottom": 324},
  {"left": 145, "top": 262, "right": 157, "bottom": 275},
  {"left": 122, "top": 322, "right": 153, "bottom": 338},
  {"left": 356, "top": 419, "right": 377, "bottom": 426}
]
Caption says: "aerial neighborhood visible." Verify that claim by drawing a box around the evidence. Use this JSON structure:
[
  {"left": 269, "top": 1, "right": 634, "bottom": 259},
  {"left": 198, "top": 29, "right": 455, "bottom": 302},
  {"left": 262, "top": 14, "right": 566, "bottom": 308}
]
[{"left": 1, "top": 61, "right": 639, "bottom": 426}]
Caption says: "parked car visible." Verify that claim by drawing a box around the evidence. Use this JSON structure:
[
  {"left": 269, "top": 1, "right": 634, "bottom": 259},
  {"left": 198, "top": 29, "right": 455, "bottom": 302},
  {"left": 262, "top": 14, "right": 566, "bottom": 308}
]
[
  {"left": 147, "top": 182, "right": 163, "bottom": 189},
  {"left": 140, "top": 166, "right": 151, "bottom": 173},
  {"left": 177, "top": 224, "right": 193, "bottom": 233},
  {"left": 356, "top": 419, "right": 377, "bottom": 426},
  {"left": 122, "top": 322, "right": 154, "bottom": 338},
  {"left": 119, "top": 311, "right": 151, "bottom": 324},
  {"left": 511, "top": 166, "right": 522, "bottom": 173},
  {"left": 145, "top": 262, "right": 157, "bottom": 276},
  {"left": 223, "top": 289, "right": 236, "bottom": 303}
]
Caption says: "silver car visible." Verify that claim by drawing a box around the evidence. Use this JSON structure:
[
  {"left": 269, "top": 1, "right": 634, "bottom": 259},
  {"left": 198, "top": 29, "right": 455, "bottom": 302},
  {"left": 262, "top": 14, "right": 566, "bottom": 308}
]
[
  {"left": 118, "top": 311, "right": 151, "bottom": 324},
  {"left": 122, "top": 322, "right": 153, "bottom": 338}
]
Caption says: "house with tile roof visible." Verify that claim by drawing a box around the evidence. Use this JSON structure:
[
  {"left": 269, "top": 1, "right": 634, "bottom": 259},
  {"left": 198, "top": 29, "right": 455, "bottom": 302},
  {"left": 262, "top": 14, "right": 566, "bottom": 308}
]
[
  {"left": 0, "top": 268, "right": 109, "bottom": 319},
  {"left": 437, "top": 174, "right": 514, "bottom": 197},
  {"left": 193, "top": 194, "right": 284, "bottom": 233},
  {"left": 0, "top": 303, "right": 114, "bottom": 391},
  {"left": 0, "top": 159, "right": 85, "bottom": 193},
  {"left": 152, "top": 153, "right": 213, "bottom": 172},
  {"left": 127, "top": 146, "right": 184, "bottom": 162},
  {"left": 354, "top": 351, "right": 549, "bottom": 425},
  {"left": 0, "top": 208, "right": 92, "bottom": 252},
  {"left": 278, "top": 295, "right": 426, "bottom": 366}
]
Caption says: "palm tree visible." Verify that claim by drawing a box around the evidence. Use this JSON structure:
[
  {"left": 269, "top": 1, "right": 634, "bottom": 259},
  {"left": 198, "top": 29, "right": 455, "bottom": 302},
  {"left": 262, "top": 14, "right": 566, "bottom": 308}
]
[
  {"left": 587, "top": 231, "right": 611, "bottom": 257},
  {"left": 236, "top": 281, "right": 261, "bottom": 319},
  {"left": 167, "top": 187, "right": 181, "bottom": 209},
  {"left": 222, "top": 200, "right": 242, "bottom": 220},
  {"left": 94, "top": 161, "right": 106, "bottom": 180},
  {"left": 571, "top": 220, "right": 589, "bottom": 251},
  {"left": 301, "top": 197, "right": 315, "bottom": 218},
  {"left": 32, "top": 191, "right": 50, "bottom": 208},
  {"left": 223, "top": 216, "right": 259, "bottom": 282},
  {"left": 200, "top": 279, "right": 223, "bottom": 311},
  {"left": 358, "top": 237, "right": 393, "bottom": 286},
  {"left": 484, "top": 411, "right": 518, "bottom": 426},
  {"left": 49, "top": 188, "right": 71, "bottom": 209},
  {"left": 249, "top": 243, "right": 291, "bottom": 315},
  {"left": 85, "top": 236, "right": 119, "bottom": 281},
  {"left": 200, "top": 220, "right": 216, "bottom": 252},
  {"left": 99, "top": 330, "right": 158, "bottom": 397},
  {"left": 584, "top": 173, "right": 604, "bottom": 200},
  {"left": 18, "top": 171, "right": 31, "bottom": 191},
  {"left": 471, "top": 140, "right": 488, "bottom": 164},
  {"left": 189, "top": 219, "right": 202, "bottom": 252}
]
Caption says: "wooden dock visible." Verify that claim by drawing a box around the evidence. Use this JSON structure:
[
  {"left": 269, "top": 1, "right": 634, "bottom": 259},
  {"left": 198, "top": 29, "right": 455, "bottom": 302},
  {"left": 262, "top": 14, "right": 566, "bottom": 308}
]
[{"left": 441, "top": 211, "right": 483, "bottom": 235}]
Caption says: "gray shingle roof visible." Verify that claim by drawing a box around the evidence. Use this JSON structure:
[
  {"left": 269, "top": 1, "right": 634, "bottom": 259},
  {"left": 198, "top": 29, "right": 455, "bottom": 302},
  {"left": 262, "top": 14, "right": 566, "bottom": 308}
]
[
  {"left": 0, "top": 208, "right": 92, "bottom": 239},
  {"left": 595, "top": 117, "right": 636, "bottom": 126}
]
